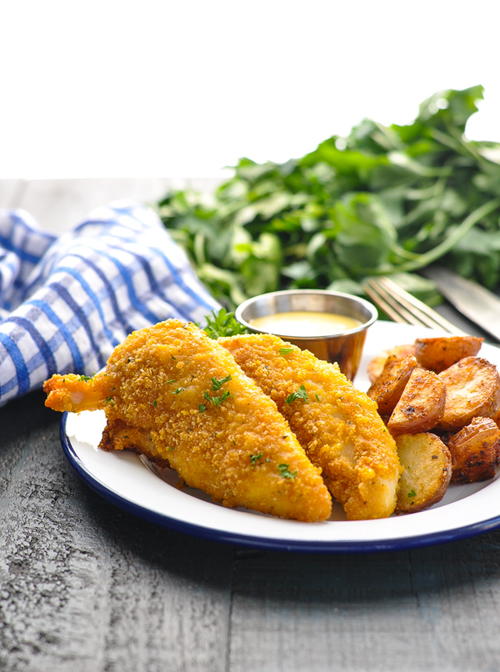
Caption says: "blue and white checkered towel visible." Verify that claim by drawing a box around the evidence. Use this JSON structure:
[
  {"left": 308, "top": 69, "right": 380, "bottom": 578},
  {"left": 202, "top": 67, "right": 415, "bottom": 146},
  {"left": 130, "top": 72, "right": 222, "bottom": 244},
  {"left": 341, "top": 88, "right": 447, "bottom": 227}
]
[{"left": 0, "top": 201, "right": 220, "bottom": 407}]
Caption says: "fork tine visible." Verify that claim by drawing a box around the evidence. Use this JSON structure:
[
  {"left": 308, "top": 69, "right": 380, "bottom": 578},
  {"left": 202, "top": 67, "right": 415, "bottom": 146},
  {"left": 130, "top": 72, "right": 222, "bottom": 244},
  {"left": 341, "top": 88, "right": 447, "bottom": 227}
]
[
  {"left": 377, "top": 277, "right": 467, "bottom": 334},
  {"left": 364, "top": 277, "right": 467, "bottom": 335},
  {"left": 364, "top": 280, "right": 426, "bottom": 327}
]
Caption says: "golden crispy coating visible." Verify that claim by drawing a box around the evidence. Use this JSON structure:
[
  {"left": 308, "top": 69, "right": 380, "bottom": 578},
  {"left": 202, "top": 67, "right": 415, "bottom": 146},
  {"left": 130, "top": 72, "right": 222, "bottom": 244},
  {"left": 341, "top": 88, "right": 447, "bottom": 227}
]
[
  {"left": 221, "top": 334, "right": 400, "bottom": 520},
  {"left": 44, "top": 320, "right": 331, "bottom": 522},
  {"left": 43, "top": 373, "right": 113, "bottom": 412}
]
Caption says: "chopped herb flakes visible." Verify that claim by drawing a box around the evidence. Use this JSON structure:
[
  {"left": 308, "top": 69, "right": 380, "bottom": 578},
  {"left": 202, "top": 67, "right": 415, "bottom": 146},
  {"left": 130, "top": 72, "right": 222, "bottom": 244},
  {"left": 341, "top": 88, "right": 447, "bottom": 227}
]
[
  {"left": 285, "top": 385, "right": 308, "bottom": 404},
  {"left": 167, "top": 379, "right": 177, "bottom": 384},
  {"left": 198, "top": 404, "right": 207, "bottom": 413},
  {"left": 315, "top": 393, "right": 321, "bottom": 402},
  {"left": 407, "top": 489, "right": 417, "bottom": 498},
  {"left": 202, "top": 375, "right": 232, "bottom": 406},
  {"left": 105, "top": 397, "right": 114, "bottom": 404},
  {"left": 278, "top": 464, "right": 298, "bottom": 479},
  {"left": 211, "top": 375, "right": 232, "bottom": 391},
  {"left": 173, "top": 387, "right": 185, "bottom": 395},
  {"left": 152, "top": 399, "right": 158, "bottom": 407},
  {"left": 79, "top": 375, "right": 93, "bottom": 382},
  {"left": 249, "top": 453, "right": 263, "bottom": 465},
  {"left": 203, "top": 389, "right": 231, "bottom": 406},
  {"left": 279, "top": 347, "right": 294, "bottom": 355}
]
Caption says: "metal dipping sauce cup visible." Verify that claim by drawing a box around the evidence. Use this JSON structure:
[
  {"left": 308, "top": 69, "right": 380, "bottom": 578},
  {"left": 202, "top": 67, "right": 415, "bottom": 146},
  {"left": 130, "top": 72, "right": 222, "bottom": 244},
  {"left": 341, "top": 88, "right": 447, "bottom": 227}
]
[{"left": 235, "top": 289, "right": 377, "bottom": 380}]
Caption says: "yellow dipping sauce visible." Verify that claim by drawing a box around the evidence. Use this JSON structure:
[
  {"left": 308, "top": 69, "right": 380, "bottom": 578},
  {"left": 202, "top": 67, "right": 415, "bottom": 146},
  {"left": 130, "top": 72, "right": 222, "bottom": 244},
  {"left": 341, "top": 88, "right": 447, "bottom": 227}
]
[{"left": 250, "top": 311, "right": 362, "bottom": 337}]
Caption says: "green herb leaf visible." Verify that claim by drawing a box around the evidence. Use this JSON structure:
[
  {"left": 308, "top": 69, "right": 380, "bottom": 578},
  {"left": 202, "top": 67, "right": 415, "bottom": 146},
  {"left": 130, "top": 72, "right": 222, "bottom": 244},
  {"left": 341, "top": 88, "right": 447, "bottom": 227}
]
[
  {"left": 203, "top": 389, "right": 231, "bottom": 406},
  {"left": 408, "top": 489, "right": 417, "bottom": 498},
  {"left": 277, "top": 463, "right": 298, "bottom": 479},
  {"left": 152, "top": 399, "right": 158, "bottom": 407},
  {"left": 211, "top": 375, "right": 232, "bottom": 391},
  {"left": 279, "top": 347, "right": 294, "bottom": 355},
  {"left": 79, "top": 375, "right": 93, "bottom": 382},
  {"left": 285, "top": 385, "right": 308, "bottom": 404},
  {"left": 198, "top": 404, "right": 207, "bottom": 412},
  {"left": 201, "top": 309, "right": 249, "bottom": 338},
  {"left": 249, "top": 453, "right": 263, "bottom": 465},
  {"left": 158, "top": 85, "right": 500, "bottom": 305},
  {"left": 173, "top": 387, "right": 185, "bottom": 395}
]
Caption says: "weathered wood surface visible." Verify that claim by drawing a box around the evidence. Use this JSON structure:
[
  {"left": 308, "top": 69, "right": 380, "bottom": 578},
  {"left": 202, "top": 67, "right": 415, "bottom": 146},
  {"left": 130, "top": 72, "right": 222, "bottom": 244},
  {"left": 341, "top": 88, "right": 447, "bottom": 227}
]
[{"left": 1, "top": 179, "right": 500, "bottom": 672}]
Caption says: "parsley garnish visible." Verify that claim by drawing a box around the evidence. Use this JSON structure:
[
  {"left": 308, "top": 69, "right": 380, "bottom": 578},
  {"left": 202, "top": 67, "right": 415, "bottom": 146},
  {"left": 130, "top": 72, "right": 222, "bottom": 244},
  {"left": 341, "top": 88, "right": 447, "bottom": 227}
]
[
  {"left": 408, "top": 489, "right": 417, "bottom": 498},
  {"left": 167, "top": 379, "right": 177, "bottom": 384},
  {"left": 249, "top": 453, "right": 263, "bottom": 465},
  {"left": 285, "top": 385, "right": 308, "bottom": 404},
  {"left": 201, "top": 308, "right": 249, "bottom": 339},
  {"left": 277, "top": 464, "right": 298, "bottom": 479},
  {"left": 198, "top": 404, "right": 207, "bottom": 412},
  {"left": 204, "top": 390, "right": 231, "bottom": 406},
  {"left": 105, "top": 396, "right": 114, "bottom": 404},
  {"left": 279, "top": 347, "right": 294, "bottom": 355},
  {"left": 79, "top": 374, "right": 93, "bottom": 382},
  {"left": 152, "top": 399, "right": 158, "bottom": 407},
  {"left": 173, "top": 387, "right": 185, "bottom": 395},
  {"left": 315, "top": 393, "right": 321, "bottom": 402},
  {"left": 211, "top": 375, "right": 232, "bottom": 391}
]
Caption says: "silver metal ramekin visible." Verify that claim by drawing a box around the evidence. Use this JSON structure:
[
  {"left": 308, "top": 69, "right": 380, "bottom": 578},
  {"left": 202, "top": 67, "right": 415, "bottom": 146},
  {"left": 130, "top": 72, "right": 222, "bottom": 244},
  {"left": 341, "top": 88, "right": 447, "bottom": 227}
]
[{"left": 235, "top": 289, "right": 377, "bottom": 380}]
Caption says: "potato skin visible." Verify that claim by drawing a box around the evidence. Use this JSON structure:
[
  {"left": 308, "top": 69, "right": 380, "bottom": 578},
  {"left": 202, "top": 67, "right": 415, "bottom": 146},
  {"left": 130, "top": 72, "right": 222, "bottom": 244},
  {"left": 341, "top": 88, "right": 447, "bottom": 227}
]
[
  {"left": 490, "top": 388, "right": 500, "bottom": 435},
  {"left": 447, "top": 417, "right": 500, "bottom": 483},
  {"left": 415, "top": 336, "right": 483, "bottom": 373},
  {"left": 437, "top": 357, "right": 500, "bottom": 430},
  {"left": 367, "top": 354, "right": 418, "bottom": 416},
  {"left": 388, "top": 368, "right": 446, "bottom": 435},
  {"left": 367, "top": 344, "right": 416, "bottom": 384},
  {"left": 395, "top": 433, "right": 452, "bottom": 513}
]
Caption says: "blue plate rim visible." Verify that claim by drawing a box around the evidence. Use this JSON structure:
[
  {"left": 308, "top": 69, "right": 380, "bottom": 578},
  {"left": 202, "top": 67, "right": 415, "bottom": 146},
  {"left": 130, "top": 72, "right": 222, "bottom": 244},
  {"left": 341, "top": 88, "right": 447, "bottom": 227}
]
[{"left": 60, "top": 413, "right": 500, "bottom": 553}]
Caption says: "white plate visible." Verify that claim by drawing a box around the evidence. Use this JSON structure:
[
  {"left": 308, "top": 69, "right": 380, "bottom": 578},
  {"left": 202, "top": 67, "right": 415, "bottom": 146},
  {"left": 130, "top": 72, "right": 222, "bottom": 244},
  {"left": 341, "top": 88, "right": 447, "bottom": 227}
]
[{"left": 62, "top": 321, "right": 500, "bottom": 551}]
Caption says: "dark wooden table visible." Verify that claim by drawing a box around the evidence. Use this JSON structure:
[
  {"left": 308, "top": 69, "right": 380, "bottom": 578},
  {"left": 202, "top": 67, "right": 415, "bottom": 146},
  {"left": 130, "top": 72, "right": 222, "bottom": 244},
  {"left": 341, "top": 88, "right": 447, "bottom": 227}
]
[{"left": 1, "top": 179, "right": 500, "bottom": 672}]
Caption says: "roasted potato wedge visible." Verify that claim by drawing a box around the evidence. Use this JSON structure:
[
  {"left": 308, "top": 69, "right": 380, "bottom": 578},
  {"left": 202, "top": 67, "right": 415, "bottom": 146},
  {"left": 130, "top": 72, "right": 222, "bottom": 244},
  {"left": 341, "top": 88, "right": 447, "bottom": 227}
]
[
  {"left": 447, "top": 417, "right": 500, "bottom": 483},
  {"left": 414, "top": 336, "right": 483, "bottom": 373},
  {"left": 367, "top": 354, "right": 418, "bottom": 416},
  {"left": 388, "top": 368, "right": 446, "bottom": 435},
  {"left": 490, "top": 388, "right": 500, "bottom": 431},
  {"left": 396, "top": 433, "right": 452, "bottom": 513},
  {"left": 438, "top": 357, "right": 500, "bottom": 430},
  {"left": 367, "top": 344, "right": 416, "bottom": 384}
]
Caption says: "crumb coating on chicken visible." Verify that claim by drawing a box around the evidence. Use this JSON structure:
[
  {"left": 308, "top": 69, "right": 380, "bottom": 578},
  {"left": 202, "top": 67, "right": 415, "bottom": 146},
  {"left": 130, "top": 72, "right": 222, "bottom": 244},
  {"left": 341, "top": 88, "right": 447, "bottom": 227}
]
[
  {"left": 44, "top": 320, "right": 331, "bottom": 522},
  {"left": 221, "top": 334, "right": 400, "bottom": 520}
]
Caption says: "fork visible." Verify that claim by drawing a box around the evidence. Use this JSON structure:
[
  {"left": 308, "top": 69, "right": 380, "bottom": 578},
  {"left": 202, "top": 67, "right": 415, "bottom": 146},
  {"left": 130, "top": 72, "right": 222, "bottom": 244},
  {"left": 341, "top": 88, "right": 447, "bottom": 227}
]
[{"left": 363, "top": 276, "right": 468, "bottom": 335}]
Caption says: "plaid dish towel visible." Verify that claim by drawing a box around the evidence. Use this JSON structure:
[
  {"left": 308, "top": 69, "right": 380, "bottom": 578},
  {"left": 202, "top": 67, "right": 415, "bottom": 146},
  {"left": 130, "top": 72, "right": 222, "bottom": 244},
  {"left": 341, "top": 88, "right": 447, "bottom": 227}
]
[{"left": 0, "top": 201, "right": 220, "bottom": 407}]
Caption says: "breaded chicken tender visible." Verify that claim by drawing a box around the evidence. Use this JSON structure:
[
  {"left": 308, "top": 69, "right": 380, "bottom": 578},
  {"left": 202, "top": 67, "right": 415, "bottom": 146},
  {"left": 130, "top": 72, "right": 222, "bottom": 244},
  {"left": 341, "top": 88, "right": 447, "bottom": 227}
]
[
  {"left": 44, "top": 320, "right": 331, "bottom": 522},
  {"left": 221, "top": 334, "right": 400, "bottom": 520}
]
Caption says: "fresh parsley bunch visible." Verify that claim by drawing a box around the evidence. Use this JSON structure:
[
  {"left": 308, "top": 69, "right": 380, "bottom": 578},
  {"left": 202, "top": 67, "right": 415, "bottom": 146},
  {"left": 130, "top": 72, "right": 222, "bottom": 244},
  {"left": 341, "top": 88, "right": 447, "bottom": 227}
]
[{"left": 158, "top": 85, "right": 500, "bottom": 307}]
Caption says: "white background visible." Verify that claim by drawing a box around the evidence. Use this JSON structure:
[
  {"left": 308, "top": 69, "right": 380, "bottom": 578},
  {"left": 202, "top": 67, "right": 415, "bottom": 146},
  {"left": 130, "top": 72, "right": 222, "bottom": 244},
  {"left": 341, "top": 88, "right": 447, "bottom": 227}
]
[{"left": 1, "top": 0, "right": 499, "bottom": 178}]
